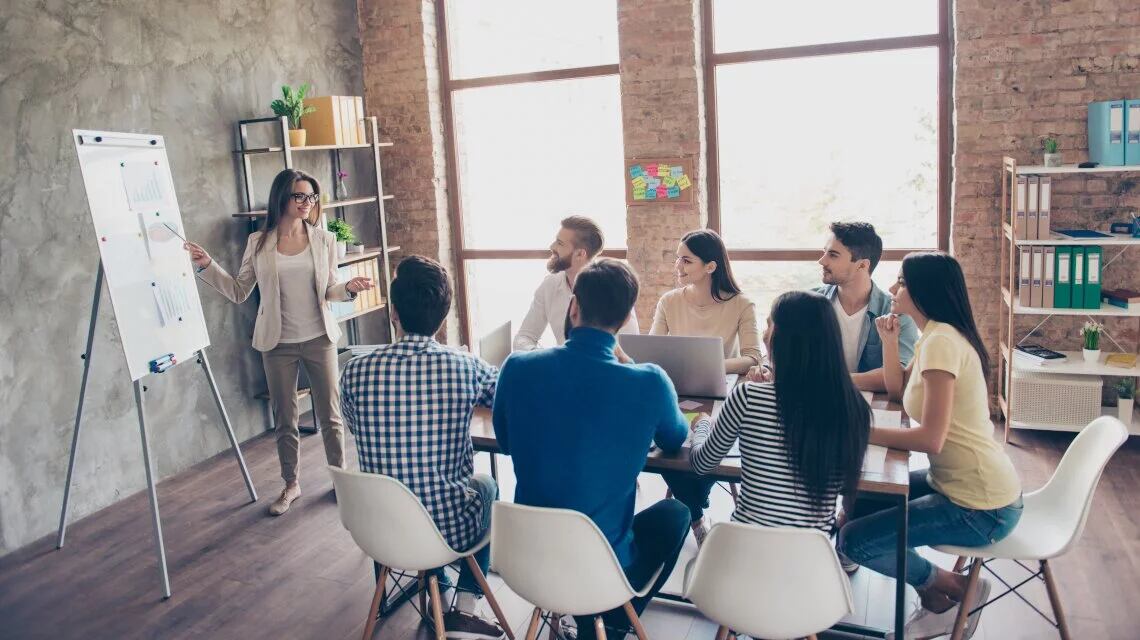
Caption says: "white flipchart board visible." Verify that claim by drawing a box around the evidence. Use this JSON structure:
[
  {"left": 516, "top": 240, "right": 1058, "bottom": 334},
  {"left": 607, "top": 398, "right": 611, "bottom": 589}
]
[{"left": 73, "top": 130, "right": 210, "bottom": 381}]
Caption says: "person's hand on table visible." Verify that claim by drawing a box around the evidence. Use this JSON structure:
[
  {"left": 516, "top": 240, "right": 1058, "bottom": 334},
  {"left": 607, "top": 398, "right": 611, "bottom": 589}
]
[{"left": 745, "top": 363, "right": 773, "bottom": 383}]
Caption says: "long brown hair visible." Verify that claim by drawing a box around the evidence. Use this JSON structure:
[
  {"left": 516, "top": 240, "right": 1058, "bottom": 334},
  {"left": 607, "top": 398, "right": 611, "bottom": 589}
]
[
  {"left": 681, "top": 229, "right": 742, "bottom": 302},
  {"left": 255, "top": 169, "right": 322, "bottom": 254}
]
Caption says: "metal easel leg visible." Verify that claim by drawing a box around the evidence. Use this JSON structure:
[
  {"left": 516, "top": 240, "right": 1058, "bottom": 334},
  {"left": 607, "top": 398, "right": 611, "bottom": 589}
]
[
  {"left": 134, "top": 381, "right": 172, "bottom": 599},
  {"left": 197, "top": 350, "right": 258, "bottom": 502}
]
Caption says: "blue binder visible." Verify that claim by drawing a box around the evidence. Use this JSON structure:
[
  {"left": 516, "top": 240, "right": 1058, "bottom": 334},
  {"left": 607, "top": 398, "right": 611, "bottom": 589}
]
[
  {"left": 1126, "top": 100, "right": 1140, "bottom": 165},
  {"left": 1089, "top": 100, "right": 1125, "bottom": 166}
]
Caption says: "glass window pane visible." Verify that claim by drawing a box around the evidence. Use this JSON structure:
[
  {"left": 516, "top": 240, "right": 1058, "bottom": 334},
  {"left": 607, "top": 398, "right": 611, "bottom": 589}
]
[
  {"left": 445, "top": 0, "right": 618, "bottom": 79},
  {"left": 453, "top": 76, "right": 627, "bottom": 250},
  {"left": 465, "top": 260, "right": 557, "bottom": 351},
  {"left": 733, "top": 260, "right": 902, "bottom": 322},
  {"left": 716, "top": 49, "right": 938, "bottom": 250},
  {"left": 714, "top": 0, "right": 938, "bottom": 53}
]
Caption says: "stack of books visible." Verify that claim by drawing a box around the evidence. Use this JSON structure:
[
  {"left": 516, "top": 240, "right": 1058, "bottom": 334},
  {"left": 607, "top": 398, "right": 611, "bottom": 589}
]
[
  {"left": 300, "top": 95, "right": 367, "bottom": 146},
  {"left": 1105, "top": 353, "right": 1138, "bottom": 369},
  {"left": 1102, "top": 288, "right": 1140, "bottom": 311},
  {"left": 1014, "top": 343, "right": 1068, "bottom": 366}
]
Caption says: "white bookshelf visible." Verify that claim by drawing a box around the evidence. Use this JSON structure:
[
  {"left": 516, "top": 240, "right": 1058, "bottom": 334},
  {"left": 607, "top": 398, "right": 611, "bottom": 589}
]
[
  {"left": 1011, "top": 405, "right": 1140, "bottom": 436},
  {"left": 1005, "top": 347, "right": 1140, "bottom": 377},
  {"left": 1015, "top": 164, "right": 1140, "bottom": 175},
  {"left": 1002, "top": 224, "right": 1140, "bottom": 246}
]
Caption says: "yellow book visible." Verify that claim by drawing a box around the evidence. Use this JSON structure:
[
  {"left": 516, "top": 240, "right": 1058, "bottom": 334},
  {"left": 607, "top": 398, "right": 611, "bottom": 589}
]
[{"left": 1105, "top": 353, "right": 1138, "bottom": 369}]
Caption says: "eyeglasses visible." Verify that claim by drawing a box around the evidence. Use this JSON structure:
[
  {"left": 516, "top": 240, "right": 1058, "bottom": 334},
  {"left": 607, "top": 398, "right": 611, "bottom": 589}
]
[{"left": 289, "top": 192, "right": 320, "bottom": 205}]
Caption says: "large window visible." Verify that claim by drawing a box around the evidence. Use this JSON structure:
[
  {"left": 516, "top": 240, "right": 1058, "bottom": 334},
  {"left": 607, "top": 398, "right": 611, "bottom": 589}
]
[
  {"left": 440, "top": 0, "right": 623, "bottom": 345},
  {"left": 706, "top": 0, "right": 950, "bottom": 306}
]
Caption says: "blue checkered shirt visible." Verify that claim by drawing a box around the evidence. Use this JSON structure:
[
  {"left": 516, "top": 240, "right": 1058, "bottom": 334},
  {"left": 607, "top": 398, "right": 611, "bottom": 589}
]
[{"left": 340, "top": 334, "right": 497, "bottom": 552}]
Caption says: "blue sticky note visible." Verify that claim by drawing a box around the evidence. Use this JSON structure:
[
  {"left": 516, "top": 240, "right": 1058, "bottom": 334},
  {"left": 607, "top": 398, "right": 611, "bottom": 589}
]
[
  {"left": 645, "top": 189, "right": 657, "bottom": 199},
  {"left": 667, "top": 186, "right": 680, "bottom": 198},
  {"left": 647, "top": 178, "right": 661, "bottom": 189},
  {"left": 629, "top": 165, "right": 645, "bottom": 178},
  {"left": 670, "top": 166, "right": 683, "bottom": 178}
]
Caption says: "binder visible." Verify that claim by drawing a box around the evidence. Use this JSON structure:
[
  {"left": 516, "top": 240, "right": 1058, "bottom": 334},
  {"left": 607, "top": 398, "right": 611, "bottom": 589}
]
[
  {"left": 1071, "top": 246, "right": 1085, "bottom": 310},
  {"left": 1126, "top": 100, "right": 1140, "bottom": 165},
  {"left": 1038, "top": 176, "right": 1051, "bottom": 238},
  {"left": 1042, "top": 246, "right": 1055, "bottom": 308},
  {"left": 1084, "top": 246, "right": 1102, "bottom": 309},
  {"left": 1054, "top": 246, "right": 1072, "bottom": 308},
  {"left": 1088, "top": 100, "right": 1125, "bottom": 166},
  {"left": 1030, "top": 247, "right": 1044, "bottom": 307},
  {"left": 1014, "top": 176, "right": 1028, "bottom": 239},
  {"left": 1019, "top": 247, "right": 1032, "bottom": 307},
  {"left": 1027, "top": 176, "right": 1040, "bottom": 240},
  {"left": 301, "top": 96, "right": 344, "bottom": 146},
  {"left": 354, "top": 96, "right": 367, "bottom": 145}
]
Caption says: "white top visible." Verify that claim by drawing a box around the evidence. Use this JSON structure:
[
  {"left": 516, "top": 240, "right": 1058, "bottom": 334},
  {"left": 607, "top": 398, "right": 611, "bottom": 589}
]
[
  {"left": 513, "top": 271, "right": 640, "bottom": 350},
  {"left": 832, "top": 296, "right": 866, "bottom": 373},
  {"left": 276, "top": 247, "right": 327, "bottom": 343}
]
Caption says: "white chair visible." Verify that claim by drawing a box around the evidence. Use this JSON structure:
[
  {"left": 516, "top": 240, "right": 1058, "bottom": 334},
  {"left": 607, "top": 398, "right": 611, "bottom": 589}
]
[
  {"left": 491, "top": 502, "right": 666, "bottom": 640},
  {"left": 328, "top": 467, "right": 514, "bottom": 640},
  {"left": 934, "top": 416, "right": 1128, "bottom": 640},
  {"left": 682, "top": 523, "right": 854, "bottom": 640}
]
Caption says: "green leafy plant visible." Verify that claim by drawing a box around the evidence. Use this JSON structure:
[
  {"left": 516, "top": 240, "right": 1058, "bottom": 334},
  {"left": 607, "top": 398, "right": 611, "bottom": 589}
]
[
  {"left": 270, "top": 84, "right": 316, "bottom": 130},
  {"left": 1116, "top": 378, "right": 1135, "bottom": 400},
  {"left": 1081, "top": 321, "right": 1103, "bottom": 350},
  {"left": 1042, "top": 136, "right": 1059, "bottom": 154},
  {"left": 327, "top": 218, "right": 355, "bottom": 244}
]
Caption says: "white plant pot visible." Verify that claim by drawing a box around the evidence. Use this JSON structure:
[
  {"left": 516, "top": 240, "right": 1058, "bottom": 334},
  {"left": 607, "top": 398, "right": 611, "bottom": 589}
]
[
  {"left": 1043, "top": 152, "right": 1062, "bottom": 167},
  {"left": 349, "top": 243, "right": 364, "bottom": 255},
  {"left": 1118, "top": 398, "right": 1134, "bottom": 425},
  {"left": 1082, "top": 348, "right": 1101, "bottom": 363},
  {"left": 336, "top": 241, "right": 347, "bottom": 259}
]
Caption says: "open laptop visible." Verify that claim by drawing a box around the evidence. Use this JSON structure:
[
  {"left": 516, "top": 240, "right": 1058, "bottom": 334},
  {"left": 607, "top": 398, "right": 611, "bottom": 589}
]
[
  {"left": 618, "top": 334, "right": 729, "bottom": 399},
  {"left": 478, "top": 321, "right": 512, "bottom": 368}
]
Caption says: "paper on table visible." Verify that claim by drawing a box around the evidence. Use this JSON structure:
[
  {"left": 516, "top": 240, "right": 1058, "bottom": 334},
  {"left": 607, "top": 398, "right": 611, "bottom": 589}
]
[
  {"left": 863, "top": 444, "right": 889, "bottom": 469},
  {"left": 679, "top": 399, "right": 703, "bottom": 410},
  {"left": 873, "top": 408, "right": 902, "bottom": 428},
  {"left": 861, "top": 390, "right": 874, "bottom": 403}
]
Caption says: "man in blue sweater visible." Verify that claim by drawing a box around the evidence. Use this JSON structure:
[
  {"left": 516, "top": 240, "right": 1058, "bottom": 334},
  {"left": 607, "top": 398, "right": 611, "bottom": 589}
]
[{"left": 493, "top": 259, "right": 690, "bottom": 639}]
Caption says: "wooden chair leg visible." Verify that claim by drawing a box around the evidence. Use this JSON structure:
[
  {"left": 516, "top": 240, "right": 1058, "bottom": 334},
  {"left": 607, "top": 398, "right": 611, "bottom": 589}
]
[
  {"left": 428, "top": 574, "right": 447, "bottom": 640},
  {"left": 1041, "top": 559, "right": 1073, "bottom": 640},
  {"left": 714, "top": 625, "right": 731, "bottom": 640},
  {"left": 463, "top": 555, "right": 516, "bottom": 640},
  {"left": 595, "top": 616, "right": 608, "bottom": 640},
  {"left": 524, "top": 608, "right": 543, "bottom": 640},
  {"left": 949, "top": 558, "right": 984, "bottom": 640},
  {"left": 361, "top": 564, "right": 389, "bottom": 640},
  {"left": 953, "top": 556, "right": 968, "bottom": 573},
  {"left": 622, "top": 601, "right": 650, "bottom": 640}
]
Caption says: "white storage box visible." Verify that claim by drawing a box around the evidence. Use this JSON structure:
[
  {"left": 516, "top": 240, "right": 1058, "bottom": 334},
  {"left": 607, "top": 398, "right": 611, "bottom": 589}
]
[{"left": 1011, "top": 370, "right": 1102, "bottom": 428}]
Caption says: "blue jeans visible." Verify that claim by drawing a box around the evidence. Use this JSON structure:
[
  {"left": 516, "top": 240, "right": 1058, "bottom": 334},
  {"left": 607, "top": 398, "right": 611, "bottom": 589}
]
[
  {"left": 837, "top": 470, "right": 1023, "bottom": 589},
  {"left": 574, "top": 499, "right": 690, "bottom": 640},
  {"left": 662, "top": 472, "right": 717, "bottom": 523},
  {"left": 431, "top": 474, "right": 498, "bottom": 597}
]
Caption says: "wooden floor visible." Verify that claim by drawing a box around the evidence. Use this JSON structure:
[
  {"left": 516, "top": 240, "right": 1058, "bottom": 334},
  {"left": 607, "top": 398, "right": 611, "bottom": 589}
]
[{"left": 1, "top": 424, "right": 1138, "bottom": 640}]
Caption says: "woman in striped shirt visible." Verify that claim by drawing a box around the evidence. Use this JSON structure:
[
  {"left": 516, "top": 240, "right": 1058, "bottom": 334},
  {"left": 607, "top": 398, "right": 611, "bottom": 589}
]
[{"left": 686, "top": 290, "right": 871, "bottom": 531}]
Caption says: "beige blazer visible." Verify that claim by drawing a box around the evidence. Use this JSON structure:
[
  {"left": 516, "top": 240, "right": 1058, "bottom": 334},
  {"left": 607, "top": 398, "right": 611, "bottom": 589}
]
[{"left": 198, "top": 224, "right": 352, "bottom": 352}]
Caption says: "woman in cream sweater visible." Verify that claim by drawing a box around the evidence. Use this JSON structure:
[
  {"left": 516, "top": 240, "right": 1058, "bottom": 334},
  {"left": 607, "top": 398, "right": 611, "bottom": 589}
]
[{"left": 184, "top": 169, "right": 372, "bottom": 516}]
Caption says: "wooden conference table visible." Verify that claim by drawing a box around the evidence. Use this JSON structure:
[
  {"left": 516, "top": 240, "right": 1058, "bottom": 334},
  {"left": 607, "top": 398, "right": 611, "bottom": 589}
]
[{"left": 469, "top": 393, "right": 912, "bottom": 639}]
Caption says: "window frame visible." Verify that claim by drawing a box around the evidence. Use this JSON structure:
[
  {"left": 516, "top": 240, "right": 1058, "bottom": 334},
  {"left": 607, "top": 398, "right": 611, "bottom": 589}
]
[{"left": 701, "top": 0, "right": 953, "bottom": 262}]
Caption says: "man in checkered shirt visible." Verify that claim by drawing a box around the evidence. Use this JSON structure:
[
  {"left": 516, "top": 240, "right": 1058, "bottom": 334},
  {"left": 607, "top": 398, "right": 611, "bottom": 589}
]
[{"left": 340, "top": 255, "right": 503, "bottom": 640}]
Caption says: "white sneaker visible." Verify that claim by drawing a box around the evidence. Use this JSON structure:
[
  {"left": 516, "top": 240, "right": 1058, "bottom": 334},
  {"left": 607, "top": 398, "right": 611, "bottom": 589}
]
[
  {"left": 691, "top": 516, "right": 712, "bottom": 547},
  {"left": 886, "top": 579, "right": 991, "bottom": 640}
]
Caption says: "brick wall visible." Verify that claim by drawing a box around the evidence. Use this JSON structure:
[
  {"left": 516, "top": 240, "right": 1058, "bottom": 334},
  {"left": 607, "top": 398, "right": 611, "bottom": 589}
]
[
  {"left": 954, "top": 0, "right": 1140, "bottom": 396},
  {"left": 618, "top": 0, "right": 707, "bottom": 330}
]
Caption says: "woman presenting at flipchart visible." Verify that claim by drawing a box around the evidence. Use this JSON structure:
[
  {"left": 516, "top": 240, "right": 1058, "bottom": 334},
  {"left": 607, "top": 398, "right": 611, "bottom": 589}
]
[{"left": 184, "top": 168, "right": 372, "bottom": 516}]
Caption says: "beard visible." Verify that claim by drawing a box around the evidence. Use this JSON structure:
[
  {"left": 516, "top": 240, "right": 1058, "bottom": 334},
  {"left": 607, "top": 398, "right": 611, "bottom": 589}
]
[{"left": 547, "top": 252, "right": 572, "bottom": 273}]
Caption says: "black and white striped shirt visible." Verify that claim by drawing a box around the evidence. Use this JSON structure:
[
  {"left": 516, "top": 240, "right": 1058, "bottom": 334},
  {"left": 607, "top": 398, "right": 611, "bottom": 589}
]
[{"left": 691, "top": 382, "right": 840, "bottom": 531}]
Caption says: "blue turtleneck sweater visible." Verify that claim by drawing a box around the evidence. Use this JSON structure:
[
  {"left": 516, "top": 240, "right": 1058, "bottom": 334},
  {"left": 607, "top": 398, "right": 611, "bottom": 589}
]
[{"left": 492, "top": 326, "right": 688, "bottom": 566}]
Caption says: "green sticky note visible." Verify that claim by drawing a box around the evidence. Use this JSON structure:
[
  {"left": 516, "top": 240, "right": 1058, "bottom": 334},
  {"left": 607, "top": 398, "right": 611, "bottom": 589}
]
[{"left": 684, "top": 412, "right": 699, "bottom": 423}]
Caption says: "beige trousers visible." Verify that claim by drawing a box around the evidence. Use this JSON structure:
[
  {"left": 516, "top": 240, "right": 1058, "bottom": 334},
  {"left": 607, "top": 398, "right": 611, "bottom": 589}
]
[{"left": 261, "top": 335, "right": 345, "bottom": 484}]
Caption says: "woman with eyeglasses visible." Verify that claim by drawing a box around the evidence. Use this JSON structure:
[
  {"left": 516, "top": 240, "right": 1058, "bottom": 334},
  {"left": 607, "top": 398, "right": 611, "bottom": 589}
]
[{"left": 184, "top": 168, "right": 373, "bottom": 516}]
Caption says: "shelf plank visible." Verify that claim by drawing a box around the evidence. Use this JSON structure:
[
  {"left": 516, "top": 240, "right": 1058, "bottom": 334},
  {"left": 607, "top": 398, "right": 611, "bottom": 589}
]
[
  {"left": 1010, "top": 349, "right": 1140, "bottom": 376},
  {"left": 1012, "top": 300, "right": 1140, "bottom": 317},
  {"left": 234, "top": 142, "right": 394, "bottom": 155},
  {"left": 338, "top": 246, "right": 401, "bottom": 266},
  {"left": 231, "top": 195, "right": 393, "bottom": 218},
  {"left": 336, "top": 303, "right": 387, "bottom": 323},
  {"left": 1011, "top": 405, "right": 1138, "bottom": 435},
  {"left": 1003, "top": 223, "right": 1140, "bottom": 246},
  {"left": 1015, "top": 164, "right": 1140, "bottom": 175}
]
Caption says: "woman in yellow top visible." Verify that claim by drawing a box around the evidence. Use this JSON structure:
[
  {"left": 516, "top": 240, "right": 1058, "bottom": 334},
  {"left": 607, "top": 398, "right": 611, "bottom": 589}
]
[
  {"left": 838, "top": 252, "right": 1022, "bottom": 640},
  {"left": 185, "top": 169, "right": 373, "bottom": 516},
  {"left": 650, "top": 229, "right": 762, "bottom": 375}
]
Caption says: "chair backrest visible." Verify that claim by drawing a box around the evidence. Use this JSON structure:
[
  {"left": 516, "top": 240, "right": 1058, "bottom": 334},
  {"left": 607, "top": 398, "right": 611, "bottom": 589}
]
[
  {"left": 1029, "top": 415, "right": 1128, "bottom": 556},
  {"left": 328, "top": 466, "right": 460, "bottom": 571},
  {"left": 683, "top": 523, "right": 853, "bottom": 639},
  {"left": 490, "top": 502, "right": 636, "bottom": 616}
]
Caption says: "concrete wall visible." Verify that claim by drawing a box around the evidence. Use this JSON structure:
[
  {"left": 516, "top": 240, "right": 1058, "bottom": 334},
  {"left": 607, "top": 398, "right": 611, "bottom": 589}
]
[{"left": 0, "top": 0, "right": 370, "bottom": 555}]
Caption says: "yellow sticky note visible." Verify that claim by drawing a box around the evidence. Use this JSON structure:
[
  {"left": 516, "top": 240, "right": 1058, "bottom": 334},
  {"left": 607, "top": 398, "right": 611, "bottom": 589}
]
[
  {"left": 657, "top": 165, "right": 671, "bottom": 177},
  {"left": 632, "top": 189, "right": 646, "bottom": 200},
  {"left": 663, "top": 176, "right": 677, "bottom": 188},
  {"left": 677, "top": 175, "right": 692, "bottom": 190},
  {"left": 631, "top": 175, "right": 647, "bottom": 189},
  {"left": 684, "top": 412, "right": 699, "bottom": 423}
]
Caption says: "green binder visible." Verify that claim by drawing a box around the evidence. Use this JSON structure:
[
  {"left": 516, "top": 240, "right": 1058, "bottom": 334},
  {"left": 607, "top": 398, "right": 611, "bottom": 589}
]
[
  {"left": 1071, "top": 247, "right": 1086, "bottom": 310},
  {"left": 1084, "top": 246, "right": 1103, "bottom": 309},
  {"left": 1054, "top": 246, "right": 1072, "bottom": 308}
]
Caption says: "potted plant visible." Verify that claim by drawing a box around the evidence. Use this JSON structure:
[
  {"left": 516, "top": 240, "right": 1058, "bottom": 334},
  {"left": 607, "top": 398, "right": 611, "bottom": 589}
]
[
  {"left": 1116, "top": 378, "right": 1134, "bottom": 426},
  {"left": 326, "top": 218, "right": 355, "bottom": 259},
  {"left": 1081, "top": 321, "right": 1103, "bottom": 362},
  {"left": 1042, "top": 136, "right": 1062, "bottom": 167},
  {"left": 270, "top": 83, "right": 316, "bottom": 148},
  {"left": 349, "top": 241, "right": 365, "bottom": 255}
]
